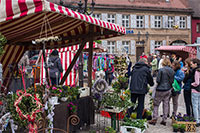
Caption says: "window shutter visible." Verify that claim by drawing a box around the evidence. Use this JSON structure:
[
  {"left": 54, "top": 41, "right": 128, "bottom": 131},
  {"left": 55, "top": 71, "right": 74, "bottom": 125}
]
[
  {"left": 175, "top": 16, "right": 180, "bottom": 27},
  {"left": 116, "top": 14, "right": 122, "bottom": 26},
  {"left": 187, "top": 16, "right": 191, "bottom": 29},
  {"left": 117, "top": 41, "right": 122, "bottom": 49},
  {"left": 163, "top": 16, "right": 168, "bottom": 28},
  {"left": 131, "top": 15, "right": 136, "bottom": 28},
  {"left": 150, "top": 15, "right": 155, "bottom": 28},
  {"left": 150, "top": 40, "right": 155, "bottom": 54},
  {"left": 131, "top": 40, "right": 136, "bottom": 55},
  {"left": 145, "top": 15, "right": 149, "bottom": 28},
  {"left": 102, "top": 13, "right": 108, "bottom": 21},
  {"left": 162, "top": 40, "right": 166, "bottom": 46}
]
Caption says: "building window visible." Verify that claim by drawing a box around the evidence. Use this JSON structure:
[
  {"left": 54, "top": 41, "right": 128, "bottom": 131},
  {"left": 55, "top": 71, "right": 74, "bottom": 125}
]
[
  {"left": 92, "top": 14, "right": 101, "bottom": 19},
  {"left": 107, "top": 41, "right": 115, "bottom": 54},
  {"left": 197, "top": 23, "right": 200, "bottom": 33},
  {"left": 107, "top": 14, "right": 115, "bottom": 23},
  {"left": 122, "top": 41, "right": 130, "bottom": 54},
  {"left": 179, "top": 16, "right": 186, "bottom": 29},
  {"left": 155, "top": 41, "right": 162, "bottom": 48},
  {"left": 168, "top": 16, "right": 174, "bottom": 28},
  {"left": 122, "top": 15, "right": 130, "bottom": 28},
  {"left": 136, "top": 15, "right": 144, "bottom": 28},
  {"left": 154, "top": 16, "right": 162, "bottom": 28}
]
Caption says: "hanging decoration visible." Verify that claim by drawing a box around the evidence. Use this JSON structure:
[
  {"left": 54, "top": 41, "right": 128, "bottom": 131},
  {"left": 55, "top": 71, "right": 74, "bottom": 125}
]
[{"left": 0, "top": 32, "right": 7, "bottom": 56}]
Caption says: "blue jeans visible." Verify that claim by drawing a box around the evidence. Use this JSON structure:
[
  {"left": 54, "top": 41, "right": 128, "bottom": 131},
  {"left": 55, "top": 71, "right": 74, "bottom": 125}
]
[{"left": 192, "top": 92, "right": 200, "bottom": 123}]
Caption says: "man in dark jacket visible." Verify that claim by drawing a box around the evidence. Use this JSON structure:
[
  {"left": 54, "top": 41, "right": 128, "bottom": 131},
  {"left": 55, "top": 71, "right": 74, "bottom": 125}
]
[
  {"left": 128, "top": 58, "right": 154, "bottom": 119},
  {"left": 48, "top": 50, "right": 63, "bottom": 85}
]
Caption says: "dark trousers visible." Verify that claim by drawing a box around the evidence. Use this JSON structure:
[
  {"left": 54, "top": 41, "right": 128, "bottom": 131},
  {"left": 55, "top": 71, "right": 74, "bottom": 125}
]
[
  {"left": 50, "top": 77, "right": 59, "bottom": 86},
  {"left": 128, "top": 93, "right": 145, "bottom": 119},
  {"left": 184, "top": 89, "right": 193, "bottom": 116}
]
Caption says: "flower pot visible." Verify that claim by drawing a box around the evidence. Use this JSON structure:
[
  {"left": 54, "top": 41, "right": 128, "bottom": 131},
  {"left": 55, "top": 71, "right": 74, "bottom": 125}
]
[
  {"left": 180, "top": 129, "right": 185, "bottom": 133},
  {"left": 49, "top": 96, "right": 59, "bottom": 105},
  {"left": 173, "top": 128, "right": 179, "bottom": 132}
]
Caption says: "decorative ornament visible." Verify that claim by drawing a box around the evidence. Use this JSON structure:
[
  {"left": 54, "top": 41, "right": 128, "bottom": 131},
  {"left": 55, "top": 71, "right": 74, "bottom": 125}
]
[{"left": 14, "top": 90, "right": 43, "bottom": 133}]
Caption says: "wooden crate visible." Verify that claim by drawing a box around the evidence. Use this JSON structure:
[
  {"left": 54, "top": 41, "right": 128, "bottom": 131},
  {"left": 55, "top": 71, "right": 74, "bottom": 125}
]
[{"left": 172, "top": 117, "right": 196, "bottom": 132}]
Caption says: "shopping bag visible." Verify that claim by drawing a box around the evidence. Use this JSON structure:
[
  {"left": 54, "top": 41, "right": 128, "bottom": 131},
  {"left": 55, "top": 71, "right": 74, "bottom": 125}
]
[{"left": 172, "top": 79, "right": 181, "bottom": 92}]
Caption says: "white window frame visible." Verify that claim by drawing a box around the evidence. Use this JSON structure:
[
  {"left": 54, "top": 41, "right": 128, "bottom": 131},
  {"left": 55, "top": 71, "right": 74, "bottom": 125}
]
[
  {"left": 136, "top": 15, "right": 144, "bottom": 28},
  {"left": 122, "top": 15, "right": 130, "bottom": 28},
  {"left": 122, "top": 41, "right": 130, "bottom": 54},
  {"left": 168, "top": 16, "right": 174, "bottom": 29},
  {"left": 179, "top": 16, "right": 186, "bottom": 29},
  {"left": 155, "top": 41, "right": 162, "bottom": 48},
  {"left": 107, "top": 41, "right": 116, "bottom": 54},
  {"left": 92, "top": 13, "right": 101, "bottom": 19},
  {"left": 107, "top": 14, "right": 115, "bottom": 23},
  {"left": 197, "top": 23, "right": 200, "bottom": 33},
  {"left": 154, "top": 16, "right": 162, "bottom": 28}
]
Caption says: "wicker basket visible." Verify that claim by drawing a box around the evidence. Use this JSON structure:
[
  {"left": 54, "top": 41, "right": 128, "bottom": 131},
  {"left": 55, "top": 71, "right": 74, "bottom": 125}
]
[{"left": 172, "top": 117, "right": 196, "bottom": 132}]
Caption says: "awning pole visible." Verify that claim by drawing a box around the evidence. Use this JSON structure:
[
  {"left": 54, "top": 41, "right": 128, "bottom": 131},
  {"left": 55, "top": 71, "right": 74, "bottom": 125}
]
[{"left": 88, "top": 25, "right": 94, "bottom": 95}]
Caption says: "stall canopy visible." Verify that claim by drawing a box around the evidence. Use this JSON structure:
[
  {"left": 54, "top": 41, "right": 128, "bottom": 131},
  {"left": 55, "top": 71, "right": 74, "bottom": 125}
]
[
  {"left": 0, "top": 0, "right": 126, "bottom": 88},
  {"left": 155, "top": 46, "right": 197, "bottom": 58}
]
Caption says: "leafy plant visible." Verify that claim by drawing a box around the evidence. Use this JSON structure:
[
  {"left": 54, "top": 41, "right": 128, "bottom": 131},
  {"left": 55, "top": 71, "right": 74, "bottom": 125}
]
[
  {"left": 172, "top": 123, "right": 179, "bottom": 129},
  {"left": 180, "top": 124, "right": 186, "bottom": 130},
  {"left": 105, "top": 126, "right": 116, "bottom": 133},
  {"left": 49, "top": 86, "right": 63, "bottom": 97},
  {"left": 122, "top": 117, "right": 147, "bottom": 131},
  {"left": 67, "top": 102, "right": 77, "bottom": 114},
  {"left": 112, "top": 76, "right": 129, "bottom": 92},
  {"left": 0, "top": 32, "right": 7, "bottom": 56}
]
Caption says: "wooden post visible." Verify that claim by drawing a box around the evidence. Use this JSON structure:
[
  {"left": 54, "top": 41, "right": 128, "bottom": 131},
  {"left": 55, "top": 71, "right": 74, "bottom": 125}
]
[
  {"left": 88, "top": 25, "right": 94, "bottom": 94},
  {"left": 60, "top": 41, "right": 86, "bottom": 85}
]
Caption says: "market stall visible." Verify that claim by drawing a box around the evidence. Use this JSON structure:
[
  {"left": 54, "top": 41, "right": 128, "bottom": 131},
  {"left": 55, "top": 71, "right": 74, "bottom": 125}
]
[
  {"left": 0, "top": 0, "right": 125, "bottom": 89},
  {"left": 0, "top": 0, "right": 126, "bottom": 132},
  {"left": 155, "top": 45, "right": 197, "bottom": 60}
]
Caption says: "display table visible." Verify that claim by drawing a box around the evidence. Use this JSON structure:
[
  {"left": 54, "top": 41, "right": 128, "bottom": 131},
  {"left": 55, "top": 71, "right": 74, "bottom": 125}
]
[
  {"left": 101, "top": 108, "right": 123, "bottom": 131},
  {"left": 53, "top": 96, "right": 95, "bottom": 132}
]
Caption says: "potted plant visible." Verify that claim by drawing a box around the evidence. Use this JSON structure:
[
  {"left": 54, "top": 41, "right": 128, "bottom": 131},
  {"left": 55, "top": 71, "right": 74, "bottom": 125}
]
[
  {"left": 172, "top": 123, "right": 179, "bottom": 132},
  {"left": 180, "top": 124, "right": 186, "bottom": 133},
  {"left": 105, "top": 126, "right": 116, "bottom": 133}
]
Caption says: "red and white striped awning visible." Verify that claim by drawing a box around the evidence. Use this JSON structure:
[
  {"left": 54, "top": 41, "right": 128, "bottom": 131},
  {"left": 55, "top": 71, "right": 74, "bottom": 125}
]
[
  {"left": 155, "top": 46, "right": 197, "bottom": 58},
  {"left": 0, "top": 0, "right": 125, "bottom": 89}
]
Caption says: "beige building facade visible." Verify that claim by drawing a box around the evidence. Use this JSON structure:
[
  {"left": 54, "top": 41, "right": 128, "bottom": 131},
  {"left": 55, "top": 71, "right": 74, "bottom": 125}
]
[{"left": 92, "top": 0, "right": 193, "bottom": 62}]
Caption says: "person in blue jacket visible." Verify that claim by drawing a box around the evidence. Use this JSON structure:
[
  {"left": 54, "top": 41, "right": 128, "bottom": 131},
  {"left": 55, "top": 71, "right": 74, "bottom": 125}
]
[{"left": 169, "top": 61, "right": 185, "bottom": 116}]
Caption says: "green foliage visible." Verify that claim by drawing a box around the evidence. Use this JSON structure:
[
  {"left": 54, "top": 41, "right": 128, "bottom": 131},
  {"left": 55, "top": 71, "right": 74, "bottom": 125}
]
[
  {"left": 101, "top": 92, "right": 134, "bottom": 110},
  {"left": 122, "top": 117, "right": 147, "bottom": 131},
  {"left": 105, "top": 126, "right": 116, "bottom": 133},
  {"left": 172, "top": 123, "right": 179, "bottom": 129},
  {"left": 94, "top": 40, "right": 102, "bottom": 44},
  {"left": 0, "top": 32, "right": 7, "bottom": 56},
  {"left": 112, "top": 76, "right": 129, "bottom": 93},
  {"left": 6, "top": 88, "right": 43, "bottom": 129},
  {"left": 180, "top": 124, "right": 186, "bottom": 130}
]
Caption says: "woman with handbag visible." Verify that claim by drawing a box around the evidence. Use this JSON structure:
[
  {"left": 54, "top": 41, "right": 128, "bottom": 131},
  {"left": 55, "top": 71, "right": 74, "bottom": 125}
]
[
  {"left": 190, "top": 58, "right": 200, "bottom": 126},
  {"left": 169, "top": 61, "right": 185, "bottom": 116},
  {"left": 149, "top": 58, "right": 174, "bottom": 126}
]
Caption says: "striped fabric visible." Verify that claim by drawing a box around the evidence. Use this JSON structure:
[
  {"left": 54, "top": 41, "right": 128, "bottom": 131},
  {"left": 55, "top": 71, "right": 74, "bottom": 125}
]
[
  {"left": 155, "top": 46, "right": 197, "bottom": 58},
  {"left": 0, "top": 0, "right": 125, "bottom": 89},
  {"left": 40, "top": 42, "right": 101, "bottom": 86}
]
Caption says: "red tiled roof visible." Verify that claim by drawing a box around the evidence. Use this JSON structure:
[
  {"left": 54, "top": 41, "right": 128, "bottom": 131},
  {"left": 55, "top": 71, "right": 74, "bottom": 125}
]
[
  {"left": 94, "top": 0, "right": 189, "bottom": 9},
  {"left": 48, "top": 0, "right": 190, "bottom": 10}
]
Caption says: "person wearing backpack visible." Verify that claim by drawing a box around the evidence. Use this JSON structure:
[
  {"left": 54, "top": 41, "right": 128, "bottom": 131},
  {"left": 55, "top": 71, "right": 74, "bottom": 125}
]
[
  {"left": 48, "top": 50, "right": 63, "bottom": 85},
  {"left": 191, "top": 58, "right": 200, "bottom": 126}
]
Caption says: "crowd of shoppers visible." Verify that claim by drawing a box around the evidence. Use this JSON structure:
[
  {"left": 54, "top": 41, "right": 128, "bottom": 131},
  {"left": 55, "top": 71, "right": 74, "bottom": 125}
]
[{"left": 128, "top": 52, "right": 200, "bottom": 127}]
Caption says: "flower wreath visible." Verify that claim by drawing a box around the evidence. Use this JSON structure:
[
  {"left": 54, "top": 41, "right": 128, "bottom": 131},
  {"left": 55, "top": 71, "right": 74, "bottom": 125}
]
[{"left": 14, "top": 90, "right": 43, "bottom": 132}]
